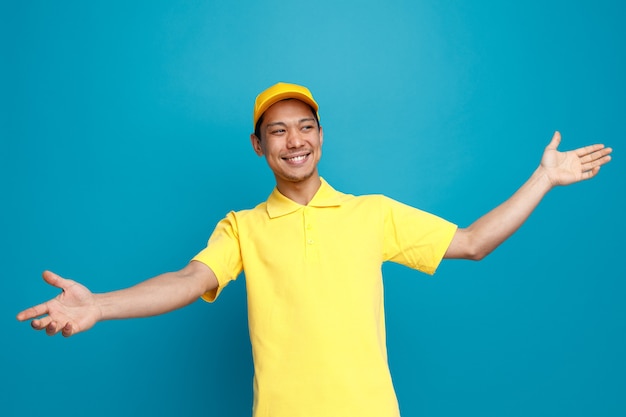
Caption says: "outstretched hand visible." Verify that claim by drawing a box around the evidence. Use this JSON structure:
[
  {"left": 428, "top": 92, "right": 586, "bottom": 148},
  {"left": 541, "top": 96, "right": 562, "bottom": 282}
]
[
  {"left": 541, "top": 131, "right": 612, "bottom": 187},
  {"left": 17, "top": 271, "right": 101, "bottom": 337}
]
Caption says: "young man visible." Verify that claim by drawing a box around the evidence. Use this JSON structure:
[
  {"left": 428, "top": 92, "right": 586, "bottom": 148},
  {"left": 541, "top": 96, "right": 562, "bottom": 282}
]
[{"left": 18, "top": 83, "right": 612, "bottom": 417}]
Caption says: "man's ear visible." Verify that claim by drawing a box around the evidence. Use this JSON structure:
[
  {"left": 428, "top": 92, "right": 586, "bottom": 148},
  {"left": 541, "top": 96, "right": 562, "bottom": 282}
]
[
  {"left": 319, "top": 125, "right": 324, "bottom": 146},
  {"left": 250, "top": 134, "right": 264, "bottom": 156}
]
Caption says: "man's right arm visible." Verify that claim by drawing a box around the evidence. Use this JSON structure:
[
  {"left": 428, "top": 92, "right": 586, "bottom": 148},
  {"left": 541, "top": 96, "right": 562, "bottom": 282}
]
[{"left": 17, "top": 261, "right": 218, "bottom": 337}]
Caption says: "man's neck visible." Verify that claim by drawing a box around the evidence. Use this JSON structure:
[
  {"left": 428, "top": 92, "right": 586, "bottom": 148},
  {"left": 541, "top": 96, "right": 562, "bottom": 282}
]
[{"left": 275, "top": 174, "right": 322, "bottom": 206}]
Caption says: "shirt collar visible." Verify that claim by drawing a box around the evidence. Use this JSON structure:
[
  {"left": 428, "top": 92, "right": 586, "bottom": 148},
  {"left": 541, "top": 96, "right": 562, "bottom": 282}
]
[{"left": 266, "top": 177, "right": 343, "bottom": 218}]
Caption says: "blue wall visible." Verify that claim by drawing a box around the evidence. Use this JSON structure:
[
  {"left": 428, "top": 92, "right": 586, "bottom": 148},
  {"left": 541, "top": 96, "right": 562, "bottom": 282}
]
[{"left": 2, "top": 1, "right": 625, "bottom": 416}]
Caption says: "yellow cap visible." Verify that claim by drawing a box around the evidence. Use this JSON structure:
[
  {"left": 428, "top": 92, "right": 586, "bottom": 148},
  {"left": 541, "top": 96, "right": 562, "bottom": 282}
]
[{"left": 253, "top": 82, "right": 319, "bottom": 129}]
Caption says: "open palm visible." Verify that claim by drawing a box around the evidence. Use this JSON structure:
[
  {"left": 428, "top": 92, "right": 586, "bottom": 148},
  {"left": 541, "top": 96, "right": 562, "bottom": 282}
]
[
  {"left": 17, "top": 271, "right": 101, "bottom": 337},
  {"left": 541, "top": 131, "right": 612, "bottom": 186}
]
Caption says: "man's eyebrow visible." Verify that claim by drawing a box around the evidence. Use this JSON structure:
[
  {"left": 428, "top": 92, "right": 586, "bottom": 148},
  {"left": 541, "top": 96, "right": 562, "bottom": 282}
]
[
  {"left": 265, "top": 121, "right": 287, "bottom": 128},
  {"left": 265, "top": 118, "right": 316, "bottom": 128}
]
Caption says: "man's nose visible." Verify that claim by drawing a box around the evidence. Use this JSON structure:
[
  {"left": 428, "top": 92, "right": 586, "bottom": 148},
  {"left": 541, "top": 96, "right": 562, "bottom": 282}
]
[{"left": 286, "top": 129, "right": 304, "bottom": 148}]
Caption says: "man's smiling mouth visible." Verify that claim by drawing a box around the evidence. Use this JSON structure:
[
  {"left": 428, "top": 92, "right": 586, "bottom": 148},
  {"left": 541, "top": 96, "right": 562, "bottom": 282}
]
[{"left": 283, "top": 153, "right": 310, "bottom": 163}]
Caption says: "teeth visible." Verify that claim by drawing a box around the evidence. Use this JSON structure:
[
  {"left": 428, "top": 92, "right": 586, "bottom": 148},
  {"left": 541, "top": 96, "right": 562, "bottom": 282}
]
[{"left": 287, "top": 155, "right": 307, "bottom": 162}]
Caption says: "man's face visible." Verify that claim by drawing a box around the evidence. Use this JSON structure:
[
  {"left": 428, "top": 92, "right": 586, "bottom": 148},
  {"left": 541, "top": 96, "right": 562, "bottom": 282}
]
[{"left": 251, "top": 99, "right": 323, "bottom": 187}]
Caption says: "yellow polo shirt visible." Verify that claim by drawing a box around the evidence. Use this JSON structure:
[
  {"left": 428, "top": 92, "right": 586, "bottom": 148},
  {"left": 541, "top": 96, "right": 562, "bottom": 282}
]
[{"left": 193, "top": 179, "right": 457, "bottom": 417}]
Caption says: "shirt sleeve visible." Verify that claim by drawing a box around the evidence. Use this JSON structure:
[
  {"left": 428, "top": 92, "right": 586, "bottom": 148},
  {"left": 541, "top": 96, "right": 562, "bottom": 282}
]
[
  {"left": 192, "top": 211, "right": 244, "bottom": 302},
  {"left": 381, "top": 196, "right": 457, "bottom": 275}
]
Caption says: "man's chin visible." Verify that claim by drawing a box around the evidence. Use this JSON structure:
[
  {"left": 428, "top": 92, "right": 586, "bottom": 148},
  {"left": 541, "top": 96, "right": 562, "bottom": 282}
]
[{"left": 277, "top": 169, "right": 318, "bottom": 184}]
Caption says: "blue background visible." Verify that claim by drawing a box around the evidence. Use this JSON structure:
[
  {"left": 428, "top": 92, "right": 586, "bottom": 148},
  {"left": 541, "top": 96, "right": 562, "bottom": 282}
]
[{"left": 2, "top": 1, "right": 625, "bottom": 416}]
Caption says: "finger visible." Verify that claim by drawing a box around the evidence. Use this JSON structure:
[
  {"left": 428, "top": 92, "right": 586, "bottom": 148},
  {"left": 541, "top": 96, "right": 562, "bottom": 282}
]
[
  {"left": 576, "top": 146, "right": 611, "bottom": 181},
  {"left": 62, "top": 322, "right": 74, "bottom": 338},
  {"left": 31, "top": 316, "right": 53, "bottom": 331},
  {"left": 17, "top": 303, "right": 50, "bottom": 322},
  {"left": 578, "top": 145, "right": 613, "bottom": 164},
  {"left": 576, "top": 144, "right": 609, "bottom": 159},
  {"left": 582, "top": 156, "right": 612, "bottom": 173},
  {"left": 45, "top": 321, "right": 59, "bottom": 336},
  {"left": 582, "top": 165, "right": 601, "bottom": 180},
  {"left": 545, "top": 131, "right": 561, "bottom": 151}
]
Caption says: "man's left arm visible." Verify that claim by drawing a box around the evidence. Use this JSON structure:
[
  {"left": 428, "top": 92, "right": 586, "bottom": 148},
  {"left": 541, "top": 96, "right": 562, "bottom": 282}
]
[{"left": 444, "top": 131, "right": 612, "bottom": 260}]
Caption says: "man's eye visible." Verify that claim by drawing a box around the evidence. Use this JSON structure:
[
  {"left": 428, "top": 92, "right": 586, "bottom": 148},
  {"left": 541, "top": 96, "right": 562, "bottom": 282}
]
[{"left": 271, "top": 129, "right": 285, "bottom": 135}]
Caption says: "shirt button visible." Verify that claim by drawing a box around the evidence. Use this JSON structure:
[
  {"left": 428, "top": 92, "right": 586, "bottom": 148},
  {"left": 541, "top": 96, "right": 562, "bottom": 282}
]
[
  {"left": 306, "top": 224, "right": 312, "bottom": 230},
  {"left": 307, "top": 239, "right": 314, "bottom": 245}
]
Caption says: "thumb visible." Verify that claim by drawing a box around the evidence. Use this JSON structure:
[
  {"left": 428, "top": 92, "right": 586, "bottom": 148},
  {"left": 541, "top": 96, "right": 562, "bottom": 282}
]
[
  {"left": 545, "top": 131, "right": 561, "bottom": 151},
  {"left": 42, "top": 270, "right": 73, "bottom": 291}
]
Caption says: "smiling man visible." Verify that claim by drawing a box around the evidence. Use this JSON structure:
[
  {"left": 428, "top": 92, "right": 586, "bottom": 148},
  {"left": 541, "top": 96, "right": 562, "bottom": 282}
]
[{"left": 18, "top": 82, "right": 612, "bottom": 417}]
